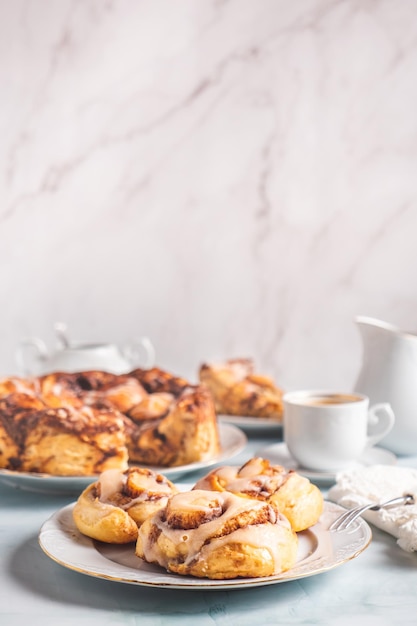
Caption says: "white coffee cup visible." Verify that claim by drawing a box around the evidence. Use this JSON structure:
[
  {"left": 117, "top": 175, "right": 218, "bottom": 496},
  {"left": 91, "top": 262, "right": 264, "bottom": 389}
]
[{"left": 283, "top": 390, "right": 395, "bottom": 472}]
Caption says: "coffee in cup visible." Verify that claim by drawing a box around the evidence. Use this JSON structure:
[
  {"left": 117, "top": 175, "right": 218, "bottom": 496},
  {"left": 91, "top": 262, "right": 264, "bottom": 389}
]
[
  {"left": 283, "top": 390, "right": 395, "bottom": 472},
  {"left": 295, "top": 393, "right": 361, "bottom": 406}
]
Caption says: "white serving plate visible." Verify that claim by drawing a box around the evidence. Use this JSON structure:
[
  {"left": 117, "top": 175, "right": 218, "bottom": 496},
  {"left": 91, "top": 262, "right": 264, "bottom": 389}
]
[{"left": 38, "top": 500, "right": 372, "bottom": 590}]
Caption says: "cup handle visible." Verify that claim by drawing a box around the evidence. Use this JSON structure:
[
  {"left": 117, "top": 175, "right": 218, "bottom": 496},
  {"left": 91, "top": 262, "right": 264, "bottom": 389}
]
[
  {"left": 123, "top": 337, "right": 155, "bottom": 369},
  {"left": 15, "top": 338, "right": 48, "bottom": 375},
  {"left": 366, "top": 402, "right": 395, "bottom": 447}
]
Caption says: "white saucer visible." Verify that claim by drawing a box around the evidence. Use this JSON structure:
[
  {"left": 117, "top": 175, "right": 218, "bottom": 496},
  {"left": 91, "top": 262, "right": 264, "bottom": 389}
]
[
  {"left": 256, "top": 442, "right": 397, "bottom": 485},
  {"left": 218, "top": 414, "right": 282, "bottom": 434}
]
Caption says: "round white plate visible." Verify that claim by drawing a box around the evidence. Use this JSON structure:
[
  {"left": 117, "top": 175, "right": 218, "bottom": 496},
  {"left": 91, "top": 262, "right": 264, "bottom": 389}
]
[
  {"left": 257, "top": 442, "right": 397, "bottom": 485},
  {"left": 218, "top": 414, "right": 282, "bottom": 434},
  {"left": 38, "top": 500, "right": 372, "bottom": 590},
  {"left": 0, "top": 423, "right": 247, "bottom": 495}
]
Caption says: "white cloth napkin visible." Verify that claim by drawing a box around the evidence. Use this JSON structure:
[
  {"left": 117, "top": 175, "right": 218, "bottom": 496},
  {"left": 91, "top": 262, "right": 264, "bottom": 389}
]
[{"left": 328, "top": 464, "right": 417, "bottom": 552}]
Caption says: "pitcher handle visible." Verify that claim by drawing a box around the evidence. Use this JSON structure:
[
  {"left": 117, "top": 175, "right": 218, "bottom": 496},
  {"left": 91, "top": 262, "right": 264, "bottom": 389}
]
[
  {"left": 15, "top": 338, "right": 48, "bottom": 376},
  {"left": 366, "top": 402, "right": 395, "bottom": 447},
  {"left": 123, "top": 337, "right": 155, "bottom": 370}
]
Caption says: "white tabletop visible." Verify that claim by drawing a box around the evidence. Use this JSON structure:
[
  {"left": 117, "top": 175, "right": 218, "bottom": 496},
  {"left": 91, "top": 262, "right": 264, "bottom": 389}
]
[{"left": 1, "top": 432, "right": 417, "bottom": 626}]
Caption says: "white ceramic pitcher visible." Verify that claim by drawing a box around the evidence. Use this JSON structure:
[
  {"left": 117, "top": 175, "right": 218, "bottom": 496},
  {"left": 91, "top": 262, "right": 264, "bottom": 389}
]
[
  {"left": 15, "top": 322, "right": 156, "bottom": 376},
  {"left": 353, "top": 315, "right": 417, "bottom": 456}
]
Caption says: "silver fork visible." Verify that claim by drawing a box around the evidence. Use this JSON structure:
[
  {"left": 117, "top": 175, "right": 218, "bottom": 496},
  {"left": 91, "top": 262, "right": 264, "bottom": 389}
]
[{"left": 329, "top": 494, "right": 415, "bottom": 531}]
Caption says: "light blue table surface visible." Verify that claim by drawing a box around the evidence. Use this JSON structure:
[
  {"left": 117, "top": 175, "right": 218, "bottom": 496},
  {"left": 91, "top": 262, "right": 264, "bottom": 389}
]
[{"left": 1, "top": 433, "right": 417, "bottom": 626}]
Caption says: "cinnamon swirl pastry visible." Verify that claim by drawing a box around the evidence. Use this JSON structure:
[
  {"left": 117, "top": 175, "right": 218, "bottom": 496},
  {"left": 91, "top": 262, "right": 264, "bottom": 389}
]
[
  {"left": 0, "top": 392, "right": 46, "bottom": 469},
  {"left": 136, "top": 489, "right": 298, "bottom": 579},
  {"left": 193, "top": 457, "right": 323, "bottom": 532},
  {"left": 199, "top": 358, "right": 283, "bottom": 420},
  {"left": 0, "top": 376, "right": 39, "bottom": 398},
  {"left": 16, "top": 405, "right": 129, "bottom": 476},
  {"left": 39, "top": 371, "right": 147, "bottom": 412},
  {"left": 0, "top": 367, "right": 221, "bottom": 476},
  {"left": 127, "top": 392, "right": 174, "bottom": 422},
  {"left": 127, "top": 386, "right": 220, "bottom": 467},
  {"left": 73, "top": 467, "right": 178, "bottom": 543},
  {"left": 129, "top": 367, "right": 190, "bottom": 397}
]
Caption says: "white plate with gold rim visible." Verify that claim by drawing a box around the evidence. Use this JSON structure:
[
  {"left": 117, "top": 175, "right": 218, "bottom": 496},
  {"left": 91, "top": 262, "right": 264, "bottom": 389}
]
[
  {"left": 38, "top": 500, "right": 372, "bottom": 590},
  {"left": 0, "top": 423, "right": 247, "bottom": 495}
]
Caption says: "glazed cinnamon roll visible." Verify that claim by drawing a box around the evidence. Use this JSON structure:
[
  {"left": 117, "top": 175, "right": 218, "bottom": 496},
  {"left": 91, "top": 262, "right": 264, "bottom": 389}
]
[
  {"left": 193, "top": 457, "right": 323, "bottom": 532},
  {"left": 199, "top": 359, "right": 283, "bottom": 419},
  {"left": 73, "top": 467, "right": 178, "bottom": 543},
  {"left": 136, "top": 489, "right": 298, "bottom": 579}
]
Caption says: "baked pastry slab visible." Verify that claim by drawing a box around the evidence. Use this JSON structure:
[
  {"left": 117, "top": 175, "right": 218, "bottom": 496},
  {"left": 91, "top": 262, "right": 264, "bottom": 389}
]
[
  {"left": 136, "top": 489, "right": 298, "bottom": 579},
  {"left": 193, "top": 457, "right": 324, "bottom": 532},
  {"left": 0, "top": 368, "right": 221, "bottom": 476},
  {"left": 126, "top": 386, "right": 221, "bottom": 467},
  {"left": 39, "top": 371, "right": 148, "bottom": 412},
  {"left": 199, "top": 358, "right": 284, "bottom": 420},
  {"left": 128, "top": 367, "right": 190, "bottom": 397},
  {"left": 18, "top": 406, "right": 129, "bottom": 476},
  {"left": 0, "top": 392, "right": 47, "bottom": 470},
  {"left": 0, "top": 376, "right": 40, "bottom": 398}
]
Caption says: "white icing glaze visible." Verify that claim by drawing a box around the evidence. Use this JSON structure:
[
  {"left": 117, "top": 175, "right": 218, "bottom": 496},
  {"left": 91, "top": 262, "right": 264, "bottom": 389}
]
[
  {"left": 97, "top": 468, "right": 175, "bottom": 509},
  {"left": 98, "top": 469, "right": 126, "bottom": 502},
  {"left": 195, "top": 460, "right": 288, "bottom": 496},
  {"left": 238, "top": 457, "right": 266, "bottom": 477},
  {"left": 119, "top": 493, "right": 171, "bottom": 511},
  {"left": 131, "top": 472, "right": 174, "bottom": 496}
]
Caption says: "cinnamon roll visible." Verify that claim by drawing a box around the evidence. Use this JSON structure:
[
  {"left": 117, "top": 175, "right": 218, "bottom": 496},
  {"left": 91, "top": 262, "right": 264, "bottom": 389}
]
[
  {"left": 73, "top": 467, "right": 178, "bottom": 543},
  {"left": 136, "top": 489, "right": 298, "bottom": 579},
  {"left": 193, "top": 457, "right": 323, "bottom": 532},
  {"left": 199, "top": 359, "right": 283, "bottom": 419}
]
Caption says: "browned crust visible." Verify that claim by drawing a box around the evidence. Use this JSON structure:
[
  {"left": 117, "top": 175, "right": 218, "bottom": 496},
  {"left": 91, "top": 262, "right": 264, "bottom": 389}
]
[
  {"left": 0, "top": 369, "right": 220, "bottom": 475},
  {"left": 199, "top": 359, "right": 283, "bottom": 419},
  {"left": 126, "top": 386, "right": 220, "bottom": 467}
]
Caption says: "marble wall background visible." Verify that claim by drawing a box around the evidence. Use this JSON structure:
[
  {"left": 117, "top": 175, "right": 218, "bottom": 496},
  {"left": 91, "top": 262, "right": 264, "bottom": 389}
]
[{"left": 1, "top": 0, "right": 417, "bottom": 391}]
